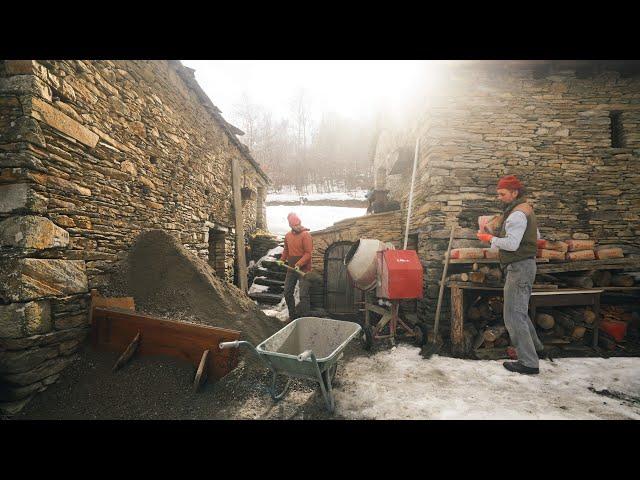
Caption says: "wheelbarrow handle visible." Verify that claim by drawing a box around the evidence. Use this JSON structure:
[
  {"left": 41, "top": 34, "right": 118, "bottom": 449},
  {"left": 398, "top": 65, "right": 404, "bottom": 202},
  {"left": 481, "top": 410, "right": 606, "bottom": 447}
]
[
  {"left": 297, "top": 349, "right": 314, "bottom": 362},
  {"left": 219, "top": 340, "right": 241, "bottom": 350}
]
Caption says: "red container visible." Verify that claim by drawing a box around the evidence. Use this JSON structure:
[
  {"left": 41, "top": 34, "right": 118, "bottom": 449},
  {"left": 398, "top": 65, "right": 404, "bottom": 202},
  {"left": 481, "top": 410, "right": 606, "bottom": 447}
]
[
  {"left": 599, "top": 319, "right": 628, "bottom": 342},
  {"left": 376, "top": 250, "right": 423, "bottom": 300}
]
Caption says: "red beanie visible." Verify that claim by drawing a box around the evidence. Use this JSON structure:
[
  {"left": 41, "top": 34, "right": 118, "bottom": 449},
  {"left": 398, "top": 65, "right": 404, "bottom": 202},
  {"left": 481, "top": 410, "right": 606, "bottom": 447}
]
[
  {"left": 497, "top": 175, "right": 523, "bottom": 191},
  {"left": 287, "top": 212, "right": 301, "bottom": 227}
]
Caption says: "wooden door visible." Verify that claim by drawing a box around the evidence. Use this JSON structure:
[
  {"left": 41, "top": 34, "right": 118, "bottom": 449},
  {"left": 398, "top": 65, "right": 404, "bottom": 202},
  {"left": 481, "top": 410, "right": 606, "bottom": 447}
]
[{"left": 324, "top": 242, "right": 357, "bottom": 314}]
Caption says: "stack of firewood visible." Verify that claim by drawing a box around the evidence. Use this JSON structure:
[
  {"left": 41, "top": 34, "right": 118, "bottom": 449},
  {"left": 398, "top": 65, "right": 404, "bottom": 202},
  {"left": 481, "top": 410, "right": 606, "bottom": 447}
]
[
  {"left": 535, "top": 307, "right": 595, "bottom": 343},
  {"left": 464, "top": 296, "right": 510, "bottom": 350}
]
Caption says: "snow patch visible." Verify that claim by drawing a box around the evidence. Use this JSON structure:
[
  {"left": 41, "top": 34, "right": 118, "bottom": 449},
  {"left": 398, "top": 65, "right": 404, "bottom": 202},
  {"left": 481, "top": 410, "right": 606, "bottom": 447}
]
[
  {"left": 267, "top": 205, "right": 366, "bottom": 236},
  {"left": 333, "top": 345, "right": 640, "bottom": 420}
]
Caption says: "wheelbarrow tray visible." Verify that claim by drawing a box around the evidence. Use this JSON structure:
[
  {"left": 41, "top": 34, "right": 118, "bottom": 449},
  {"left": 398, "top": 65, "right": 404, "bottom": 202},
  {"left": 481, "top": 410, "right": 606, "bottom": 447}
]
[{"left": 256, "top": 316, "right": 361, "bottom": 379}]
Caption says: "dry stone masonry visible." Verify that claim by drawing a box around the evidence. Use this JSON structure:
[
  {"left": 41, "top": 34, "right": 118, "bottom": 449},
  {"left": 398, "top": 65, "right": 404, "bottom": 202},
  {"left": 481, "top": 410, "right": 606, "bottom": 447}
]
[
  {"left": 0, "top": 59, "right": 270, "bottom": 414},
  {"left": 374, "top": 61, "right": 640, "bottom": 328}
]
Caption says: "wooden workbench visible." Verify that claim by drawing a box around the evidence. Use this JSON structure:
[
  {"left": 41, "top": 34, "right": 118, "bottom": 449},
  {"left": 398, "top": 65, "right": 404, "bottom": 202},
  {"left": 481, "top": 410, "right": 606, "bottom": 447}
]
[{"left": 447, "top": 282, "right": 604, "bottom": 355}]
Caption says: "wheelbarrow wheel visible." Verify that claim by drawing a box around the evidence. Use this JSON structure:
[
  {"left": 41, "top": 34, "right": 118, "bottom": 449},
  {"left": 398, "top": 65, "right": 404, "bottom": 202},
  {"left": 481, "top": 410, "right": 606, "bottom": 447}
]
[
  {"left": 413, "top": 323, "right": 429, "bottom": 347},
  {"left": 360, "top": 324, "right": 373, "bottom": 351}
]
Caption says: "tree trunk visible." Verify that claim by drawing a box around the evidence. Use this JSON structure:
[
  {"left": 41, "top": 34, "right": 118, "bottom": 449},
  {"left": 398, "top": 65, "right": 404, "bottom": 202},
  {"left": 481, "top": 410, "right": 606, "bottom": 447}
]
[
  {"left": 449, "top": 273, "right": 469, "bottom": 282},
  {"left": 564, "top": 276, "right": 594, "bottom": 289}
]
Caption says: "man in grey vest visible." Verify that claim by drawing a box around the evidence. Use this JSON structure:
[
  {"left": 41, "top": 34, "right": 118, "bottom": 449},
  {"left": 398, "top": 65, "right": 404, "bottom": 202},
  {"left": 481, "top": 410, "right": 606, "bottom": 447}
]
[{"left": 477, "top": 175, "right": 545, "bottom": 374}]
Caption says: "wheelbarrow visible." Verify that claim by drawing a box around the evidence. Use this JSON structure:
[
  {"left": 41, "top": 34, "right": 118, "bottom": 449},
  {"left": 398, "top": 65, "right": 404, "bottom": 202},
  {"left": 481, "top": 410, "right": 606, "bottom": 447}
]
[{"left": 219, "top": 316, "right": 361, "bottom": 413}]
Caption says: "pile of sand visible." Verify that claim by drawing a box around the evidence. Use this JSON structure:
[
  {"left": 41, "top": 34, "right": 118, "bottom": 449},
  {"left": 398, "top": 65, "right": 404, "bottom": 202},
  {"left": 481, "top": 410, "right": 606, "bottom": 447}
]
[{"left": 105, "top": 230, "right": 281, "bottom": 345}]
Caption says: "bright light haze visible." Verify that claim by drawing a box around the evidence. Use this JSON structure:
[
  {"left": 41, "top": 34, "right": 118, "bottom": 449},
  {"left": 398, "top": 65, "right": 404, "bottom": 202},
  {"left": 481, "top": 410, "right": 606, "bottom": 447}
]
[{"left": 181, "top": 60, "right": 433, "bottom": 126}]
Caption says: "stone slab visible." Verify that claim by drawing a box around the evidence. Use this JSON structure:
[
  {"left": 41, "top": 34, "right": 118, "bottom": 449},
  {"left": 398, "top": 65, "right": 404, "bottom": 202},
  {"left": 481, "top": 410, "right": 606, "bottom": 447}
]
[
  {"left": 0, "top": 258, "right": 88, "bottom": 302},
  {"left": 30, "top": 97, "right": 99, "bottom": 148},
  {"left": 0, "top": 215, "right": 69, "bottom": 249},
  {"left": 0, "top": 300, "right": 52, "bottom": 339}
]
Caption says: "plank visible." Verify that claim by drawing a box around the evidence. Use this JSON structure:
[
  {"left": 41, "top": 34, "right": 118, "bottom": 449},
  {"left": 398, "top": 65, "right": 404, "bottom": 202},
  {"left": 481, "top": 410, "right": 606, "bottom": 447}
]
[
  {"left": 450, "top": 285, "right": 465, "bottom": 356},
  {"left": 89, "top": 289, "right": 135, "bottom": 324},
  {"left": 232, "top": 158, "right": 248, "bottom": 292},
  {"left": 193, "top": 350, "right": 210, "bottom": 393},
  {"left": 448, "top": 258, "right": 550, "bottom": 264},
  {"left": 537, "top": 258, "right": 640, "bottom": 274},
  {"left": 92, "top": 307, "right": 241, "bottom": 381}
]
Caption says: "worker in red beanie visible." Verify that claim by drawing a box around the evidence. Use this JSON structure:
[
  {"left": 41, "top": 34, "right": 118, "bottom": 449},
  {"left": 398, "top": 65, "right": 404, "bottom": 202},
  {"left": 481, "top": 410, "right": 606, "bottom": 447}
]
[
  {"left": 477, "top": 175, "right": 546, "bottom": 375},
  {"left": 278, "top": 212, "right": 313, "bottom": 320}
]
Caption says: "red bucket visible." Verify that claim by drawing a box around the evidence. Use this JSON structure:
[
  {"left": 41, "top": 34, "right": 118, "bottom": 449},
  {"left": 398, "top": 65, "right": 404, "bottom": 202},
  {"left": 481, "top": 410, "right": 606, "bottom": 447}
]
[{"left": 599, "top": 319, "right": 628, "bottom": 342}]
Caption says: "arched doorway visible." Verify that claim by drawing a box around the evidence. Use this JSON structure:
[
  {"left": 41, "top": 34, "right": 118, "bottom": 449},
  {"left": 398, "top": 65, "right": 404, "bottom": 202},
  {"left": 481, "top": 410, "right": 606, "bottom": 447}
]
[{"left": 324, "top": 241, "right": 358, "bottom": 314}]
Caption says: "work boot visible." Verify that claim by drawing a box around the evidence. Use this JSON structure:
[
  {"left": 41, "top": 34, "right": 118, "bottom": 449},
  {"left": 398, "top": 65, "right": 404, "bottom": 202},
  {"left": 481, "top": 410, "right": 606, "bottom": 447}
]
[
  {"left": 507, "top": 346, "right": 552, "bottom": 362},
  {"left": 503, "top": 361, "right": 539, "bottom": 375}
]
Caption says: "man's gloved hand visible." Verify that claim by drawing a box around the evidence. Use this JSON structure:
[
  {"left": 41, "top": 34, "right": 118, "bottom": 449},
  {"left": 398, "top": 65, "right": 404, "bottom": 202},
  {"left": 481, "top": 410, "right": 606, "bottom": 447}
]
[{"left": 477, "top": 232, "right": 494, "bottom": 243}]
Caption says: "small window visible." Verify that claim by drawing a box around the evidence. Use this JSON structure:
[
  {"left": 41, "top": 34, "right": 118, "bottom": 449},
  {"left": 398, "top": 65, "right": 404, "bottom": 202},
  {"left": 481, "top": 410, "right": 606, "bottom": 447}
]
[{"left": 610, "top": 111, "right": 626, "bottom": 148}]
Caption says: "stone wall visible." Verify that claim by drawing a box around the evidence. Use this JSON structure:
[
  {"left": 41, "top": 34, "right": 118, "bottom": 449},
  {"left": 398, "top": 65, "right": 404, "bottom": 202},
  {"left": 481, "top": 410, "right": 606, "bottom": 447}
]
[
  {"left": 374, "top": 61, "right": 640, "bottom": 328},
  {"left": 0, "top": 60, "right": 269, "bottom": 414}
]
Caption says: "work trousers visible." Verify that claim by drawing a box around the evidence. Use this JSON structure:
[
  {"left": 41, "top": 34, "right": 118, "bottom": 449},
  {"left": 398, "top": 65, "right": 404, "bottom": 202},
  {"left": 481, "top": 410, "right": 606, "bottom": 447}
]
[
  {"left": 283, "top": 256, "right": 310, "bottom": 320},
  {"left": 503, "top": 258, "right": 544, "bottom": 369}
]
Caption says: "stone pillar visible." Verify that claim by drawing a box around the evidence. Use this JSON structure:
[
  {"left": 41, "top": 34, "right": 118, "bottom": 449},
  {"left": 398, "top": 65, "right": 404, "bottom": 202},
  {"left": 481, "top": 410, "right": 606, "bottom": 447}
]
[{"left": 0, "top": 63, "right": 89, "bottom": 415}]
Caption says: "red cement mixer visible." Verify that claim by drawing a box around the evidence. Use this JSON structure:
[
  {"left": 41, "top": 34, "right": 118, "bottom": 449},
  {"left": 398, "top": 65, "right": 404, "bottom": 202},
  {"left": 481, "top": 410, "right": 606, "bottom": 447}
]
[{"left": 344, "top": 239, "right": 427, "bottom": 349}]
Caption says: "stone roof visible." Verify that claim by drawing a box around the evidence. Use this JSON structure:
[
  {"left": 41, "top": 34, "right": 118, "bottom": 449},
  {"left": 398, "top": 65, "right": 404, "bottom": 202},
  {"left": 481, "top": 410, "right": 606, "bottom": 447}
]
[{"left": 168, "top": 61, "right": 271, "bottom": 185}]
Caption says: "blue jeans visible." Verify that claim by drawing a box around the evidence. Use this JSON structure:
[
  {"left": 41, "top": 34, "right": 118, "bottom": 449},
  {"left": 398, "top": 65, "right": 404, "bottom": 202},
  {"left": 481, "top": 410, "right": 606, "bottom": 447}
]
[{"left": 503, "top": 258, "right": 543, "bottom": 368}]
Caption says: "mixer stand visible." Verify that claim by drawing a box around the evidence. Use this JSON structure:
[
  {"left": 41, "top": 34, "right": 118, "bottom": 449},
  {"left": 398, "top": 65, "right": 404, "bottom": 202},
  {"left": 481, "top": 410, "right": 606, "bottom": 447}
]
[{"left": 362, "top": 291, "right": 420, "bottom": 347}]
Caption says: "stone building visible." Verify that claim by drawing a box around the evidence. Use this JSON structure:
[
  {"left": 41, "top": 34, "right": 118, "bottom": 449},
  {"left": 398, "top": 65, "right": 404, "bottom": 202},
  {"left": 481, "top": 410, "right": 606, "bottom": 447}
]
[
  {"left": 0, "top": 60, "right": 270, "bottom": 414},
  {"left": 372, "top": 60, "right": 640, "bottom": 326}
]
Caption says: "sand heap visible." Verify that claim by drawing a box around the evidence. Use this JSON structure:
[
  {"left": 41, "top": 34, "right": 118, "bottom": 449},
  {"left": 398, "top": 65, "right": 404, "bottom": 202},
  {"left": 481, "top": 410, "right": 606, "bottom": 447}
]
[{"left": 106, "top": 230, "right": 281, "bottom": 345}]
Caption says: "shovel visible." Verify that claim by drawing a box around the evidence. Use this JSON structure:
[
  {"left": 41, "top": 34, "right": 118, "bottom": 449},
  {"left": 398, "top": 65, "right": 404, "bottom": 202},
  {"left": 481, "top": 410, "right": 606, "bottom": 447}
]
[
  {"left": 279, "top": 262, "right": 321, "bottom": 283},
  {"left": 421, "top": 225, "right": 456, "bottom": 358}
]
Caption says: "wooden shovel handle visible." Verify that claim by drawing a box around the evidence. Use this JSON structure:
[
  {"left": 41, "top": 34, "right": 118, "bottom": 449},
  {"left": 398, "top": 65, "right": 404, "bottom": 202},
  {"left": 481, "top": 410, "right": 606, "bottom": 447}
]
[{"left": 433, "top": 226, "right": 456, "bottom": 338}]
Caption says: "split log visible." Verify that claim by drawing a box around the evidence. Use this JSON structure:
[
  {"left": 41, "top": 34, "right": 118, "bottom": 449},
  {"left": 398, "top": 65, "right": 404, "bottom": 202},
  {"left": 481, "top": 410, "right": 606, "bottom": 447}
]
[
  {"left": 564, "top": 307, "right": 596, "bottom": 325},
  {"left": 611, "top": 274, "right": 635, "bottom": 287},
  {"left": 449, "top": 273, "right": 470, "bottom": 282},
  {"left": 494, "top": 337, "right": 510, "bottom": 347},
  {"left": 595, "top": 248, "right": 624, "bottom": 260},
  {"left": 564, "top": 275, "right": 594, "bottom": 289},
  {"left": 590, "top": 270, "right": 612, "bottom": 287},
  {"left": 566, "top": 250, "right": 595, "bottom": 261},
  {"left": 478, "top": 303, "right": 492, "bottom": 320},
  {"left": 567, "top": 239, "right": 595, "bottom": 252},
  {"left": 483, "top": 325, "right": 506, "bottom": 342},
  {"left": 536, "top": 273, "right": 563, "bottom": 285},
  {"left": 553, "top": 323, "right": 566, "bottom": 337},
  {"left": 571, "top": 326, "right": 586, "bottom": 341},
  {"left": 480, "top": 267, "right": 502, "bottom": 283},
  {"left": 467, "top": 306, "right": 481, "bottom": 321},
  {"left": 535, "top": 313, "right": 555, "bottom": 330},
  {"left": 469, "top": 271, "right": 486, "bottom": 283},
  {"left": 554, "top": 311, "right": 576, "bottom": 332},
  {"left": 483, "top": 341, "right": 495, "bottom": 349}
]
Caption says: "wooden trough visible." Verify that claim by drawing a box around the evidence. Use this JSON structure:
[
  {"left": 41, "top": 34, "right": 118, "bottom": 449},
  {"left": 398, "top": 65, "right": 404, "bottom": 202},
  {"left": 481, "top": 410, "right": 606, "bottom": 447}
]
[{"left": 91, "top": 306, "right": 241, "bottom": 392}]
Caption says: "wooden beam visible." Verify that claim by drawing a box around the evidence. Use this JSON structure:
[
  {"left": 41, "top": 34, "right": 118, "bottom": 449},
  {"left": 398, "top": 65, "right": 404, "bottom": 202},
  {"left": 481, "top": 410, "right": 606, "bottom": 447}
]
[
  {"left": 193, "top": 349, "right": 210, "bottom": 393},
  {"left": 112, "top": 331, "right": 141, "bottom": 372},
  {"left": 92, "top": 307, "right": 241, "bottom": 381},
  {"left": 537, "top": 258, "right": 640, "bottom": 274},
  {"left": 450, "top": 285, "right": 465, "bottom": 356},
  {"left": 232, "top": 158, "right": 248, "bottom": 292}
]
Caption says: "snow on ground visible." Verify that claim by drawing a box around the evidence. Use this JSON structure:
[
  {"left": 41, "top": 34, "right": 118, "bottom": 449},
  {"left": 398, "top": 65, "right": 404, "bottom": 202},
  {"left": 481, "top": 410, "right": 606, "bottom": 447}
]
[
  {"left": 267, "top": 189, "right": 368, "bottom": 203},
  {"left": 333, "top": 345, "right": 640, "bottom": 420},
  {"left": 267, "top": 205, "right": 367, "bottom": 236}
]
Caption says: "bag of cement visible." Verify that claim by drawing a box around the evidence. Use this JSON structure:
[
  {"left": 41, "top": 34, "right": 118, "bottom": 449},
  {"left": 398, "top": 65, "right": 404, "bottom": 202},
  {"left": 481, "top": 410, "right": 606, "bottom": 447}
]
[
  {"left": 566, "top": 250, "right": 596, "bottom": 261},
  {"left": 537, "top": 249, "right": 565, "bottom": 260},
  {"left": 537, "top": 239, "right": 568, "bottom": 252},
  {"left": 567, "top": 239, "right": 595, "bottom": 252},
  {"left": 449, "top": 248, "right": 484, "bottom": 259},
  {"left": 595, "top": 247, "right": 624, "bottom": 260}
]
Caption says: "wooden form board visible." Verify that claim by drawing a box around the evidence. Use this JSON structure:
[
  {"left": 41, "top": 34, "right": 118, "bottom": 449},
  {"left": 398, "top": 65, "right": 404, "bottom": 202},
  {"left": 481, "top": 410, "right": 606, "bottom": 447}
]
[
  {"left": 447, "top": 258, "right": 549, "bottom": 264},
  {"left": 89, "top": 289, "right": 135, "bottom": 324},
  {"left": 91, "top": 307, "right": 241, "bottom": 380},
  {"left": 536, "top": 258, "right": 640, "bottom": 274}
]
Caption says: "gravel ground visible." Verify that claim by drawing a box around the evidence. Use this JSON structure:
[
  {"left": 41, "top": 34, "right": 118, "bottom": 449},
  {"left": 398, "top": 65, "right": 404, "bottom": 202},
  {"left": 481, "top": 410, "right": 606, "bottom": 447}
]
[{"left": 10, "top": 337, "right": 367, "bottom": 420}]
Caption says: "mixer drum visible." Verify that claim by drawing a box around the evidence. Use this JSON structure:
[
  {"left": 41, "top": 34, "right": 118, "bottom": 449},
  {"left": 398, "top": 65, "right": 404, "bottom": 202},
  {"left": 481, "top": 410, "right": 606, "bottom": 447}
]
[{"left": 344, "top": 239, "right": 392, "bottom": 291}]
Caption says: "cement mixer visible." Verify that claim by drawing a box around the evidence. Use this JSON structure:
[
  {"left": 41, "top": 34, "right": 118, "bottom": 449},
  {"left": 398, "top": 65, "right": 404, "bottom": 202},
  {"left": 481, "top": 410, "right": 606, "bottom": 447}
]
[{"left": 344, "top": 239, "right": 428, "bottom": 349}]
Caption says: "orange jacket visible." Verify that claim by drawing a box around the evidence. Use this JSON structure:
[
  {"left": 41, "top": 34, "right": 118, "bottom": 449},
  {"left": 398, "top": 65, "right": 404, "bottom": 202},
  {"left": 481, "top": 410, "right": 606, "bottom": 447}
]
[{"left": 281, "top": 229, "right": 313, "bottom": 272}]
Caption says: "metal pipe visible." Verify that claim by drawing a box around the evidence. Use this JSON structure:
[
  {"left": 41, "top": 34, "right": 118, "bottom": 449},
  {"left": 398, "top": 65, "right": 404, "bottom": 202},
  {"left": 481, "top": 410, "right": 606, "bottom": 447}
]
[{"left": 403, "top": 137, "right": 420, "bottom": 250}]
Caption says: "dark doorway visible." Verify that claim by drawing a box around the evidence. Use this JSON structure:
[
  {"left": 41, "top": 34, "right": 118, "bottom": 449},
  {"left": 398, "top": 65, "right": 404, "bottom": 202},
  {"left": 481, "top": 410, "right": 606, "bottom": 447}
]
[
  {"left": 208, "top": 229, "right": 227, "bottom": 279},
  {"left": 324, "top": 241, "right": 358, "bottom": 314}
]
